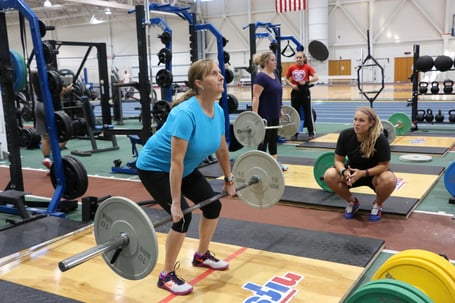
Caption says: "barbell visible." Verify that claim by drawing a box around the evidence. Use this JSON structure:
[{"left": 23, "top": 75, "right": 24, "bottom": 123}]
[
  {"left": 381, "top": 112, "right": 412, "bottom": 144},
  {"left": 58, "top": 150, "right": 285, "bottom": 280},
  {"left": 233, "top": 105, "right": 300, "bottom": 147}
]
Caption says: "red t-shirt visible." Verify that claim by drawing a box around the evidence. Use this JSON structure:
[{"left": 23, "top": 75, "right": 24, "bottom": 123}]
[{"left": 286, "top": 64, "right": 316, "bottom": 85}]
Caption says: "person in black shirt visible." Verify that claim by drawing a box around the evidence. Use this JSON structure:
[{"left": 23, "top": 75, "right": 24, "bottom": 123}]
[{"left": 323, "top": 106, "right": 397, "bottom": 222}]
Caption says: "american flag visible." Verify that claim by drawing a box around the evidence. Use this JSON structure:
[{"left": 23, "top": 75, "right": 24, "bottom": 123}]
[{"left": 275, "top": 0, "right": 306, "bottom": 13}]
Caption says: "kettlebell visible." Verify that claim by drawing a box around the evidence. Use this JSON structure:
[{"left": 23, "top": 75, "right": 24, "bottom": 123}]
[
  {"left": 443, "top": 80, "right": 454, "bottom": 94},
  {"left": 435, "top": 109, "right": 444, "bottom": 122},
  {"left": 449, "top": 110, "right": 455, "bottom": 123},
  {"left": 430, "top": 81, "right": 440, "bottom": 94},
  {"left": 419, "top": 81, "right": 429, "bottom": 94},
  {"left": 416, "top": 109, "right": 425, "bottom": 122},
  {"left": 425, "top": 108, "right": 434, "bottom": 122}
]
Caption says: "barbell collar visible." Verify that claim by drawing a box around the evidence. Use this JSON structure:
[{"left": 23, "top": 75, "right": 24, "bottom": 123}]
[{"left": 59, "top": 232, "right": 129, "bottom": 272}]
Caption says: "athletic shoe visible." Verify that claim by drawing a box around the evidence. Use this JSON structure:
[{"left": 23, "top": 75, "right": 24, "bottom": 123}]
[
  {"left": 308, "top": 131, "right": 316, "bottom": 139},
  {"left": 279, "top": 162, "right": 288, "bottom": 172},
  {"left": 369, "top": 203, "right": 382, "bottom": 222},
  {"left": 344, "top": 198, "right": 360, "bottom": 219},
  {"left": 157, "top": 268, "right": 193, "bottom": 295},
  {"left": 192, "top": 250, "right": 229, "bottom": 270},
  {"left": 42, "top": 158, "right": 53, "bottom": 170}
]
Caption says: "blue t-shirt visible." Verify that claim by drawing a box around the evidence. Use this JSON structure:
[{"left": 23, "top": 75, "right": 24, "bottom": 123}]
[
  {"left": 253, "top": 71, "right": 283, "bottom": 121},
  {"left": 136, "top": 96, "right": 225, "bottom": 177}
]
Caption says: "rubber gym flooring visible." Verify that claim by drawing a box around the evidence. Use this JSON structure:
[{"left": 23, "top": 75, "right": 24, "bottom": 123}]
[{"left": 1, "top": 85, "right": 455, "bottom": 302}]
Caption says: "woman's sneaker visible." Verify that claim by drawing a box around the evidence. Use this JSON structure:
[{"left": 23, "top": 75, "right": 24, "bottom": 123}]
[
  {"left": 192, "top": 251, "right": 229, "bottom": 270},
  {"left": 42, "top": 158, "right": 53, "bottom": 169},
  {"left": 369, "top": 203, "right": 382, "bottom": 222},
  {"left": 157, "top": 270, "right": 193, "bottom": 295},
  {"left": 279, "top": 162, "right": 288, "bottom": 172},
  {"left": 344, "top": 198, "right": 360, "bottom": 219}
]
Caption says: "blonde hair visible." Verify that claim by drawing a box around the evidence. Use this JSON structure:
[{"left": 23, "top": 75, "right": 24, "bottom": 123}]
[
  {"left": 171, "top": 59, "right": 216, "bottom": 108},
  {"left": 252, "top": 51, "right": 275, "bottom": 69},
  {"left": 356, "top": 106, "right": 383, "bottom": 158}
]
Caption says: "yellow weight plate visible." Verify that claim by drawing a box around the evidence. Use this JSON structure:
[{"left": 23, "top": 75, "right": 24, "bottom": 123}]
[
  {"left": 372, "top": 255, "right": 455, "bottom": 303},
  {"left": 387, "top": 250, "right": 455, "bottom": 283}
]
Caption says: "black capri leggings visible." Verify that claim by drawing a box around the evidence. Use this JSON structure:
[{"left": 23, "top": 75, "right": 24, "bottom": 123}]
[{"left": 137, "top": 168, "right": 222, "bottom": 233}]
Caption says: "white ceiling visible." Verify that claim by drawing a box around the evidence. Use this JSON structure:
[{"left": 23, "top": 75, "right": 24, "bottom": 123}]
[{"left": 4, "top": 0, "right": 197, "bottom": 27}]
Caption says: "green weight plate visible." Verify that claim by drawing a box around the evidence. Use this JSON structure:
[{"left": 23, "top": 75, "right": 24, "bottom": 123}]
[
  {"left": 313, "top": 152, "right": 336, "bottom": 192},
  {"left": 346, "top": 280, "right": 433, "bottom": 303},
  {"left": 232, "top": 150, "right": 285, "bottom": 208},
  {"left": 9, "top": 49, "right": 27, "bottom": 94},
  {"left": 445, "top": 161, "right": 455, "bottom": 196},
  {"left": 372, "top": 254, "right": 455, "bottom": 303},
  {"left": 94, "top": 196, "right": 158, "bottom": 280},
  {"left": 389, "top": 112, "right": 412, "bottom": 136},
  {"left": 399, "top": 154, "right": 433, "bottom": 162},
  {"left": 372, "top": 279, "right": 435, "bottom": 303},
  {"left": 278, "top": 105, "right": 300, "bottom": 137},
  {"left": 233, "top": 111, "right": 266, "bottom": 147},
  {"left": 381, "top": 120, "right": 396, "bottom": 144}
]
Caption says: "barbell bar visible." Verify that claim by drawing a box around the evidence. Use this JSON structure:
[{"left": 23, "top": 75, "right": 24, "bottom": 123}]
[
  {"left": 58, "top": 150, "right": 285, "bottom": 280},
  {"left": 381, "top": 112, "right": 412, "bottom": 144},
  {"left": 233, "top": 105, "right": 300, "bottom": 147}
]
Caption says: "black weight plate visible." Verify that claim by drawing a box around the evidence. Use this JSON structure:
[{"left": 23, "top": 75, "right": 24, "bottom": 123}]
[
  {"left": 54, "top": 111, "right": 73, "bottom": 142},
  {"left": 50, "top": 155, "right": 88, "bottom": 200}
]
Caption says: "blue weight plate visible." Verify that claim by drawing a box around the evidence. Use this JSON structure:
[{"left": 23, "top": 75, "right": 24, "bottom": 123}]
[{"left": 444, "top": 161, "right": 455, "bottom": 196}]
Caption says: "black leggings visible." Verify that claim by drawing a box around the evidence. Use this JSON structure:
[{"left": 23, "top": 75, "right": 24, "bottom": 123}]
[
  {"left": 291, "top": 87, "right": 314, "bottom": 133},
  {"left": 258, "top": 118, "right": 279, "bottom": 155},
  {"left": 137, "top": 168, "right": 222, "bottom": 233}
]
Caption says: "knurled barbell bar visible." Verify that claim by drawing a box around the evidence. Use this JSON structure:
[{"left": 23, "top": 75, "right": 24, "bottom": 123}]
[
  {"left": 58, "top": 150, "right": 285, "bottom": 280},
  {"left": 381, "top": 112, "right": 412, "bottom": 144},
  {"left": 233, "top": 105, "right": 300, "bottom": 147}
]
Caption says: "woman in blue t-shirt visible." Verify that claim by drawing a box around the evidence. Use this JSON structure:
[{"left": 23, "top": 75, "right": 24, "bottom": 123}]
[{"left": 136, "top": 59, "right": 235, "bottom": 296}]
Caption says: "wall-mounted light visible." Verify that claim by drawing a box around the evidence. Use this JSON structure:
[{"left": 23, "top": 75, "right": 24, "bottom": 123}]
[
  {"left": 104, "top": 8, "right": 112, "bottom": 15},
  {"left": 44, "top": 0, "right": 52, "bottom": 7}
]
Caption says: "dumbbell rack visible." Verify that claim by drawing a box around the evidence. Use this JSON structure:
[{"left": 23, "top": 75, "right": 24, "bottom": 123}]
[{"left": 409, "top": 44, "right": 455, "bottom": 128}]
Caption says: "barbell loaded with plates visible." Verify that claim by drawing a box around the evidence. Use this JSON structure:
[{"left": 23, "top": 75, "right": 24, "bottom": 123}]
[
  {"left": 58, "top": 150, "right": 285, "bottom": 280},
  {"left": 233, "top": 106, "right": 300, "bottom": 147},
  {"left": 381, "top": 112, "right": 412, "bottom": 144}
]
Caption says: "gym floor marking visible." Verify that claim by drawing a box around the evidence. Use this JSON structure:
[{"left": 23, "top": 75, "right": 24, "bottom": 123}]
[{"left": 1, "top": 229, "right": 365, "bottom": 302}]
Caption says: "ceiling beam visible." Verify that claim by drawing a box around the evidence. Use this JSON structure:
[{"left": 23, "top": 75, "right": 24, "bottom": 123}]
[{"left": 64, "top": 0, "right": 133, "bottom": 10}]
